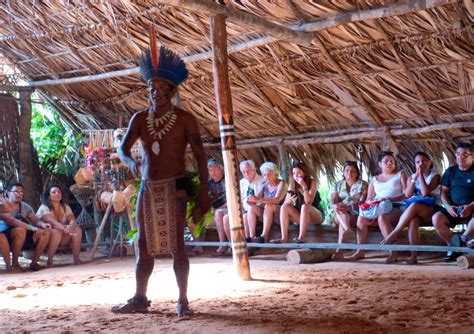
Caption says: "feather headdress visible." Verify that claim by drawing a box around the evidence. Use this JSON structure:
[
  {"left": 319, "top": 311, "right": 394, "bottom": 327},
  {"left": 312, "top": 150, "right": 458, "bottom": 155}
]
[{"left": 139, "top": 26, "right": 188, "bottom": 86}]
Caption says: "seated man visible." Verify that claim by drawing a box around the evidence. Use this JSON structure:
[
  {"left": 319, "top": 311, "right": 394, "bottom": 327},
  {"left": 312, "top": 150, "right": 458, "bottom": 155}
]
[
  {"left": 432, "top": 143, "right": 474, "bottom": 262},
  {"left": 207, "top": 158, "right": 228, "bottom": 256},
  {"left": 223, "top": 160, "right": 264, "bottom": 243},
  {"left": 1, "top": 182, "right": 51, "bottom": 271}
]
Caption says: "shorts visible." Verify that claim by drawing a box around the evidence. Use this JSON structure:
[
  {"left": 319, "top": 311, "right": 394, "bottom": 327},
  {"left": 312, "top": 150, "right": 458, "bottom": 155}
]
[{"left": 437, "top": 207, "right": 472, "bottom": 229}]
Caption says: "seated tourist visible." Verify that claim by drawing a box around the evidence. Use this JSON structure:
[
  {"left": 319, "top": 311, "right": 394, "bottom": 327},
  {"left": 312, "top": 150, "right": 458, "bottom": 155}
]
[
  {"left": 0, "top": 194, "right": 18, "bottom": 272},
  {"left": 274, "top": 161, "right": 324, "bottom": 243},
  {"left": 347, "top": 151, "right": 408, "bottom": 263},
  {"left": 3, "top": 182, "right": 51, "bottom": 271},
  {"left": 382, "top": 151, "right": 440, "bottom": 264},
  {"left": 207, "top": 158, "right": 229, "bottom": 256},
  {"left": 331, "top": 161, "right": 368, "bottom": 260},
  {"left": 36, "top": 184, "right": 82, "bottom": 266},
  {"left": 223, "top": 160, "right": 264, "bottom": 243},
  {"left": 432, "top": 143, "right": 474, "bottom": 262},
  {"left": 247, "top": 162, "right": 287, "bottom": 243}
]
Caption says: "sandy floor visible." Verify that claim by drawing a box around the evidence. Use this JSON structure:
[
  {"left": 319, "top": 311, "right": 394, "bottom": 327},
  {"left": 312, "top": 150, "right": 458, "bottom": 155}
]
[{"left": 1, "top": 251, "right": 473, "bottom": 333}]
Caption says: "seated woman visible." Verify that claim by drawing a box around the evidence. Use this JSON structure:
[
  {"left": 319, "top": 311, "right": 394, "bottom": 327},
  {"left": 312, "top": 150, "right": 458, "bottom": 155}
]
[
  {"left": 347, "top": 151, "right": 408, "bottom": 263},
  {"left": 246, "top": 162, "right": 287, "bottom": 243},
  {"left": 381, "top": 151, "right": 440, "bottom": 264},
  {"left": 331, "top": 161, "right": 368, "bottom": 260},
  {"left": 36, "top": 185, "right": 83, "bottom": 267},
  {"left": 274, "top": 161, "right": 324, "bottom": 243}
]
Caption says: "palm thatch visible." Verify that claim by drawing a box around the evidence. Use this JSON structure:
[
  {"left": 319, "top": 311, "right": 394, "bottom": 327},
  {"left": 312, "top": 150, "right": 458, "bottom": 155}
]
[{"left": 1, "top": 0, "right": 473, "bottom": 179}]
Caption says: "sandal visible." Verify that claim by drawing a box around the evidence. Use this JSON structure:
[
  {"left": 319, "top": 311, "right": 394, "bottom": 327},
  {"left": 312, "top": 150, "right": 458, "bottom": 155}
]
[
  {"left": 292, "top": 238, "right": 304, "bottom": 244},
  {"left": 29, "top": 262, "right": 43, "bottom": 272},
  {"left": 252, "top": 236, "right": 265, "bottom": 243},
  {"left": 212, "top": 250, "right": 226, "bottom": 257},
  {"left": 269, "top": 239, "right": 284, "bottom": 244},
  {"left": 111, "top": 296, "right": 151, "bottom": 314},
  {"left": 177, "top": 301, "right": 193, "bottom": 320}
]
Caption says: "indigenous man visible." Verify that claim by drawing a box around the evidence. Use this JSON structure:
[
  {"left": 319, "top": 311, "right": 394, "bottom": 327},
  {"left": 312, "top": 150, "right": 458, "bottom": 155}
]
[
  {"left": 432, "top": 143, "right": 474, "bottom": 261},
  {"left": 0, "top": 182, "right": 51, "bottom": 271},
  {"left": 112, "top": 30, "right": 211, "bottom": 319}
]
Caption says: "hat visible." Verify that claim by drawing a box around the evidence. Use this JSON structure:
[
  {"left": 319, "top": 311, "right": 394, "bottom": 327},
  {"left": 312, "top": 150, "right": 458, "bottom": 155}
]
[{"left": 139, "top": 26, "right": 188, "bottom": 86}]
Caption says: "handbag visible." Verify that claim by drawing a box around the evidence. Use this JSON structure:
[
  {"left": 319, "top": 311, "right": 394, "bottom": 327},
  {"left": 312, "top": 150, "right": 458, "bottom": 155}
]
[
  {"left": 405, "top": 195, "right": 435, "bottom": 206},
  {"left": 358, "top": 200, "right": 393, "bottom": 219}
]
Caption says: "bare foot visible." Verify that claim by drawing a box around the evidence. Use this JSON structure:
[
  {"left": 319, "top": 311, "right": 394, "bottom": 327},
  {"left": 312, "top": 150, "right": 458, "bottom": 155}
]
[
  {"left": 73, "top": 259, "right": 83, "bottom": 265},
  {"left": 385, "top": 253, "right": 398, "bottom": 264},
  {"left": 46, "top": 261, "right": 54, "bottom": 268},
  {"left": 332, "top": 252, "right": 345, "bottom": 261},
  {"left": 405, "top": 256, "right": 418, "bottom": 265},
  {"left": 346, "top": 251, "right": 365, "bottom": 261},
  {"left": 381, "top": 235, "right": 397, "bottom": 245},
  {"left": 11, "top": 265, "right": 26, "bottom": 273}
]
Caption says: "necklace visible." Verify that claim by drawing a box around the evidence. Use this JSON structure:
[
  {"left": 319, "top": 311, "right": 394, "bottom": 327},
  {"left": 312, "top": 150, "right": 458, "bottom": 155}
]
[{"left": 146, "top": 107, "right": 178, "bottom": 155}]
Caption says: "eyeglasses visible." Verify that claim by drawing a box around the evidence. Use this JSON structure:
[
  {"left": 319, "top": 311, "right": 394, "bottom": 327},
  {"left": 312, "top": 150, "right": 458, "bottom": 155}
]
[
  {"left": 13, "top": 191, "right": 24, "bottom": 194},
  {"left": 455, "top": 153, "right": 472, "bottom": 158}
]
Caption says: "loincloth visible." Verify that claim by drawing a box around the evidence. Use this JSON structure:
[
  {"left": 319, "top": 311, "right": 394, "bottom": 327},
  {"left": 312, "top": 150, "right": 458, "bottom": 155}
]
[{"left": 140, "top": 176, "right": 186, "bottom": 255}]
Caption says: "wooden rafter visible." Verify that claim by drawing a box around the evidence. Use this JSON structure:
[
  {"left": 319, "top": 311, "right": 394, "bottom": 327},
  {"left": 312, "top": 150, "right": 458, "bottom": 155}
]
[{"left": 202, "top": 121, "right": 474, "bottom": 149}]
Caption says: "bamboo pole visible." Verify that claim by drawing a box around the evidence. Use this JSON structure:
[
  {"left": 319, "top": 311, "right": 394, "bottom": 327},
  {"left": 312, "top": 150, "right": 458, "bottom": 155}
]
[{"left": 210, "top": 14, "right": 251, "bottom": 280}]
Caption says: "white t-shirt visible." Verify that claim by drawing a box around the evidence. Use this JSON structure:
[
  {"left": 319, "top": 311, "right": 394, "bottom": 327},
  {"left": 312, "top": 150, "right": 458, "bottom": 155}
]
[
  {"left": 37, "top": 204, "right": 74, "bottom": 225},
  {"left": 240, "top": 174, "right": 265, "bottom": 212}
]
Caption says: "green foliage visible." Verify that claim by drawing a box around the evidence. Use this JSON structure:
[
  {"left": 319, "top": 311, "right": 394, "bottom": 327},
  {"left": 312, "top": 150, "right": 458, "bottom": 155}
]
[
  {"left": 125, "top": 172, "right": 214, "bottom": 241},
  {"left": 30, "top": 97, "right": 82, "bottom": 175}
]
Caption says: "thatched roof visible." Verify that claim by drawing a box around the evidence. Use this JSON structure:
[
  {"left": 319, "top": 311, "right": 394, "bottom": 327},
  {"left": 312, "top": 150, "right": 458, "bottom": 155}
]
[{"left": 1, "top": 0, "right": 473, "bottom": 178}]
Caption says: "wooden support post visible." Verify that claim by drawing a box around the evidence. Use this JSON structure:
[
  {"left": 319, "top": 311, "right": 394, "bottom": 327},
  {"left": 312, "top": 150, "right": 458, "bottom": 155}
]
[
  {"left": 18, "top": 89, "right": 40, "bottom": 208},
  {"left": 278, "top": 140, "right": 290, "bottom": 182},
  {"left": 210, "top": 14, "right": 251, "bottom": 280}
]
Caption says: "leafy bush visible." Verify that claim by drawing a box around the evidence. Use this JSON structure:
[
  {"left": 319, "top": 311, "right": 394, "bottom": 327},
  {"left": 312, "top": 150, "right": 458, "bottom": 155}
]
[{"left": 30, "top": 96, "right": 82, "bottom": 175}]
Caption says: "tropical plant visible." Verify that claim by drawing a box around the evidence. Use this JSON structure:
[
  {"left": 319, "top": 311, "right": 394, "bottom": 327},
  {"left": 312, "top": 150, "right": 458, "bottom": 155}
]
[{"left": 30, "top": 96, "right": 82, "bottom": 175}]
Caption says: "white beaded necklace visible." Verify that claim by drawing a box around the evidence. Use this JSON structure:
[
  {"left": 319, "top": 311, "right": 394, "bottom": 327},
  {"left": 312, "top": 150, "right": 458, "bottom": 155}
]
[{"left": 146, "top": 107, "right": 178, "bottom": 155}]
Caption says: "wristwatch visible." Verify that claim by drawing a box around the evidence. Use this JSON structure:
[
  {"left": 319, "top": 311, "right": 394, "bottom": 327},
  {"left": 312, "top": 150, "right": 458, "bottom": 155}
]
[{"left": 442, "top": 203, "right": 450, "bottom": 209}]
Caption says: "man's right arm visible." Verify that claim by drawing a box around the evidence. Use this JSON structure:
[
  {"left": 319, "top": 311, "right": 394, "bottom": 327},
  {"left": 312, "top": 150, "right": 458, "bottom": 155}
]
[
  {"left": 0, "top": 213, "right": 38, "bottom": 232},
  {"left": 118, "top": 113, "right": 141, "bottom": 177}
]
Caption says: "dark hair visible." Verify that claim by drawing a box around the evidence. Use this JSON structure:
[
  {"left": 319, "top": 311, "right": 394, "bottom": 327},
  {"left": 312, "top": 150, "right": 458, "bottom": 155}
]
[
  {"left": 413, "top": 151, "right": 433, "bottom": 170},
  {"left": 42, "top": 184, "right": 66, "bottom": 210},
  {"left": 378, "top": 151, "right": 395, "bottom": 163},
  {"left": 290, "top": 161, "right": 313, "bottom": 190},
  {"left": 343, "top": 160, "right": 361, "bottom": 179},
  {"left": 456, "top": 142, "right": 472, "bottom": 152},
  {"left": 7, "top": 182, "right": 24, "bottom": 192}
]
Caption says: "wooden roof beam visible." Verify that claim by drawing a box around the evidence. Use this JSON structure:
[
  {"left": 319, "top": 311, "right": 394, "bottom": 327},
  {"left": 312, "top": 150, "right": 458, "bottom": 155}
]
[
  {"left": 202, "top": 121, "right": 474, "bottom": 149},
  {"left": 158, "top": 0, "right": 313, "bottom": 46}
]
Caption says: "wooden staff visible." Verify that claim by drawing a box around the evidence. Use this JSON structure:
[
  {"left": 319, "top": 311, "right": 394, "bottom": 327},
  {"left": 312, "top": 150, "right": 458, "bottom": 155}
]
[{"left": 210, "top": 14, "right": 251, "bottom": 280}]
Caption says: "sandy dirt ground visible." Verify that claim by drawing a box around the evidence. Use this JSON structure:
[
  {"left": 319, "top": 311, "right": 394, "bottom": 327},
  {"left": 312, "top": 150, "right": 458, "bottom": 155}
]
[{"left": 0, "top": 251, "right": 473, "bottom": 334}]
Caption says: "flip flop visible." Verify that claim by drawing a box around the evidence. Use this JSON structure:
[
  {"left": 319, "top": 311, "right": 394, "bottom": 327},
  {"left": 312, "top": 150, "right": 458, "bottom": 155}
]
[{"left": 212, "top": 251, "right": 226, "bottom": 257}]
